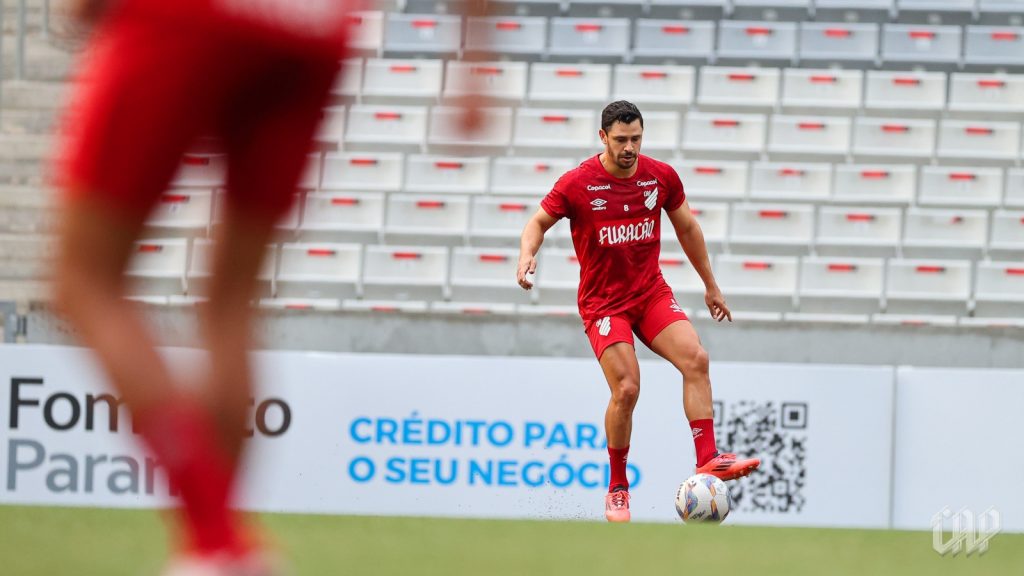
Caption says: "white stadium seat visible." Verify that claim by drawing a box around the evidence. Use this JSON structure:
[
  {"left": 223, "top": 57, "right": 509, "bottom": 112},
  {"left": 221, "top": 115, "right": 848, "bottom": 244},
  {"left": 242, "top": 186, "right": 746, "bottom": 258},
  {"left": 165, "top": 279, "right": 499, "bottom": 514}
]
[
  {"left": 548, "top": 18, "right": 631, "bottom": 62},
  {"left": 864, "top": 71, "right": 947, "bottom": 117},
  {"left": 947, "top": 73, "right": 1024, "bottom": 118},
  {"left": 852, "top": 117, "right": 937, "bottom": 162},
  {"left": 990, "top": 210, "right": 1024, "bottom": 259},
  {"left": 918, "top": 166, "right": 1004, "bottom": 208},
  {"left": 632, "top": 19, "right": 715, "bottom": 62},
  {"left": 748, "top": 162, "right": 832, "bottom": 203},
  {"left": 832, "top": 164, "right": 917, "bottom": 205},
  {"left": 361, "top": 59, "right": 443, "bottom": 104},
  {"left": 936, "top": 120, "right": 1022, "bottom": 164},
  {"left": 1007, "top": 169, "right": 1024, "bottom": 208},
  {"left": 536, "top": 248, "right": 581, "bottom": 305},
  {"left": 658, "top": 253, "right": 706, "bottom": 310},
  {"left": 799, "top": 23, "right": 879, "bottom": 67},
  {"left": 974, "top": 261, "right": 1024, "bottom": 318},
  {"left": 717, "top": 21, "right": 798, "bottom": 64},
  {"left": 815, "top": 0, "right": 894, "bottom": 23},
  {"left": 383, "top": 194, "right": 470, "bottom": 246},
  {"left": 664, "top": 201, "right": 728, "bottom": 252},
  {"left": 697, "top": 67, "right": 781, "bottom": 111},
  {"left": 513, "top": 108, "right": 597, "bottom": 155},
  {"left": 449, "top": 247, "right": 530, "bottom": 304},
  {"left": 490, "top": 157, "right": 577, "bottom": 197},
  {"left": 816, "top": 206, "right": 902, "bottom": 257},
  {"left": 528, "top": 63, "right": 612, "bottom": 107},
  {"left": 683, "top": 112, "right": 767, "bottom": 159},
  {"left": 299, "top": 192, "right": 385, "bottom": 244},
  {"left": 275, "top": 243, "right": 361, "bottom": 300},
  {"left": 781, "top": 69, "right": 863, "bottom": 114},
  {"left": 297, "top": 154, "right": 322, "bottom": 191},
  {"left": 345, "top": 105, "right": 428, "bottom": 151},
  {"left": 464, "top": 17, "right": 548, "bottom": 59},
  {"left": 881, "top": 24, "right": 962, "bottom": 67},
  {"left": 902, "top": 208, "right": 988, "bottom": 259},
  {"left": 729, "top": 203, "right": 814, "bottom": 255},
  {"left": 171, "top": 154, "right": 226, "bottom": 188},
  {"left": 347, "top": 11, "right": 384, "bottom": 55},
  {"left": 361, "top": 245, "right": 449, "bottom": 301},
  {"left": 885, "top": 259, "right": 972, "bottom": 315},
  {"left": 715, "top": 254, "right": 798, "bottom": 312},
  {"left": 331, "top": 59, "right": 363, "bottom": 100},
  {"left": 428, "top": 106, "right": 514, "bottom": 153},
  {"left": 639, "top": 111, "right": 682, "bottom": 157},
  {"left": 443, "top": 61, "right": 528, "bottom": 104},
  {"left": 145, "top": 191, "right": 212, "bottom": 237},
  {"left": 383, "top": 14, "right": 462, "bottom": 57},
  {"left": 670, "top": 160, "right": 749, "bottom": 201},
  {"left": 343, "top": 299, "right": 430, "bottom": 313},
  {"left": 404, "top": 155, "right": 490, "bottom": 195},
  {"left": 321, "top": 152, "right": 403, "bottom": 192},
  {"left": 314, "top": 106, "right": 346, "bottom": 147},
  {"left": 964, "top": 26, "right": 1024, "bottom": 67},
  {"left": 125, "top": 238, "right": 188, "bottom": 296},
  {"left": 767, "top": 115, "right": 852, "bottom": 160},
  {"left": 612, "top": 65, "right": 695, "bottom": 110},
  {"left": 799, "top": 256, "right": 885, "bottom": 314},
  {"left": 469, "top": 197, "right": 536, "bottom": 247}
]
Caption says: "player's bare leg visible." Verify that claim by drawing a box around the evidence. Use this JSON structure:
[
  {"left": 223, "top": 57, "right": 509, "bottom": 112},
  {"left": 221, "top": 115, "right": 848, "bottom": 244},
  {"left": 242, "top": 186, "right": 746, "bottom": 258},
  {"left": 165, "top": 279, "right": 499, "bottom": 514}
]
[
  {"left": 649, "top": 320, "right": 760, "bottom": 481},
  {"left": 54, "top": 196, "right": 243, "bottom": 556},
  {"left": 597, "top": 342, "right": 641, "bottom": 522}
]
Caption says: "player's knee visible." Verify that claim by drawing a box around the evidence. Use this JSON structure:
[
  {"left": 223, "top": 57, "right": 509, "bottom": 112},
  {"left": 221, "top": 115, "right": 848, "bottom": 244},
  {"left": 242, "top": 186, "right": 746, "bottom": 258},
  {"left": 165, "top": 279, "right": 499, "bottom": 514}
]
[
  {"left": 612, "top": 375, "right": 640, "bottom": 407},
  {"left": 681, "top": 346, "right": 710, "bottom": 378}
]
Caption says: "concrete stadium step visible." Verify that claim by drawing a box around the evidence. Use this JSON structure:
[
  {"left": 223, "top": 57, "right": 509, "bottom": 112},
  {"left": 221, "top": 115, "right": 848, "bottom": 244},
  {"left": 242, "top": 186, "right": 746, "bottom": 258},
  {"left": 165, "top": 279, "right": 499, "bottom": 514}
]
[
  {"left": 1, "top": 107, "right": 59, "bottom": 134},
  {"left": 0, "top": 185, "right": 55, "bottom": 233},
  {"left": 0, "top": 79, "right": 69, "bottom": 110}
]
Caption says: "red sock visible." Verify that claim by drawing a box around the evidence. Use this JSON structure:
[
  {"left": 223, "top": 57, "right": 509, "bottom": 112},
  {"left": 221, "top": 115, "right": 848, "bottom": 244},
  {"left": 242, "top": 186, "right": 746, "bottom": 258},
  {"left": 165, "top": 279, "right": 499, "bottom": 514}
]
[
  {"left": 690, "top": 419, "right": 718, "bottom": 468},
  {"left": 608, "top": 445, "right": 630, "bottom": 491},
  {"left": 136, "top": 399, "right": 242, "bottom": 554}
]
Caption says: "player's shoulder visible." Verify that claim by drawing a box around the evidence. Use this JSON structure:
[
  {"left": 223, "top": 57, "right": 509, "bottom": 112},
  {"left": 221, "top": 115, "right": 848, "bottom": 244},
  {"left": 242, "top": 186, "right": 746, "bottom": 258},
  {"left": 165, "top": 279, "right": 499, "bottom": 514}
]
[
  {"left": 555, "top": 156, "right": 599, "bottom": 190},
  {"left": 641, "top": 155, "right": 678, "bottom": 178}
]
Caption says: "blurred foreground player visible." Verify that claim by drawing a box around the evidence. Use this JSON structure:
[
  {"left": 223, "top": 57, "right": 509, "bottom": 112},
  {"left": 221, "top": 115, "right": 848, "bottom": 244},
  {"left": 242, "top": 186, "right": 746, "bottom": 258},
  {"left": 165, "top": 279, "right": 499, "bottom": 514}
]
[
  {"left": 516, "top": 101, "right": 760, "bottom": 523},
  {"left": 53, "top": 1, "right": 412, "bottom": 574}
]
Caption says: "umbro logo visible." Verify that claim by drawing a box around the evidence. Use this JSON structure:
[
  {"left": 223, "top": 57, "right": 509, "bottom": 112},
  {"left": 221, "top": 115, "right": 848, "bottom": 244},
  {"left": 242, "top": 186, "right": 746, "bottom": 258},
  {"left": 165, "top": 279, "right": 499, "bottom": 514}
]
[
  {"left": 597, "top": 316, "right": 612, "bottom": 336},
  {"left": 591, "top": 198, "right": 608, "bottom": 211}
]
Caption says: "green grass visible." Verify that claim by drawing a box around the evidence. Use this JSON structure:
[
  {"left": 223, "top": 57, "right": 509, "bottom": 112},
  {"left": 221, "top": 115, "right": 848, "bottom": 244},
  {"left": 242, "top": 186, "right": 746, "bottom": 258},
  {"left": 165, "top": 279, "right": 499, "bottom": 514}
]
[{"left": 2, "top": 505, "right": 1019, "bottom": 575}]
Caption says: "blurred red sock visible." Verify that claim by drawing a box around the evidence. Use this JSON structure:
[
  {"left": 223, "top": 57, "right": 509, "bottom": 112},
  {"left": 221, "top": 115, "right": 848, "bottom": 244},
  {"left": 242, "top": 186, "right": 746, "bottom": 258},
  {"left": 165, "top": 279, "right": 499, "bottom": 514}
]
[
  {"left": 608, "top": 445, "right": 630, "bottom": 491},
  {"left": 690, "top": 419, "right": 717, "bottom": 468}
]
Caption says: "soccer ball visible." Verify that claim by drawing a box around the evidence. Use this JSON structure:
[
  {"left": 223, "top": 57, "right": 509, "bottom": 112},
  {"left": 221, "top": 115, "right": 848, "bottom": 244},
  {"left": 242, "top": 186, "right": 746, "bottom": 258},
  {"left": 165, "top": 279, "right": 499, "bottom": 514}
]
[{"left": 675, "top": 473, "right": 731, "bottom": 524}]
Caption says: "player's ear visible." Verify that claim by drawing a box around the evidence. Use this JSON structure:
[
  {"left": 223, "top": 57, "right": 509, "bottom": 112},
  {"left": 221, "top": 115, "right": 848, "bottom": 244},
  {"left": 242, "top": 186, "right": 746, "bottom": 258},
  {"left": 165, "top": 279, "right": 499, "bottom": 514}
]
[{"left": 599, "top": 128, "right": 607, "bottom": 145}]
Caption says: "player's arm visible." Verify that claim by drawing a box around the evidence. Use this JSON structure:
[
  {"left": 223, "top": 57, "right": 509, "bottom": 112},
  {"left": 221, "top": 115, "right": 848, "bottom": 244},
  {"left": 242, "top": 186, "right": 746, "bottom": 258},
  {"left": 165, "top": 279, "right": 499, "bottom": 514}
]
[
  {"left": 517, "top": 208, "right": 559, "bottom": 290},
  {"left": 666, "top": 201, "right": 732, "bottom": 322}
]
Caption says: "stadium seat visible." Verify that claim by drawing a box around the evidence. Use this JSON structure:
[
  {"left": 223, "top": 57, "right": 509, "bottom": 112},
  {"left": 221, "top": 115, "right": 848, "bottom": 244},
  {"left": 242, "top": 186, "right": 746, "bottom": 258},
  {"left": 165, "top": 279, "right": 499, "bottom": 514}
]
[
  {"left": 885, "top": 258, "right": 972, "bottom": 315},
  {"left": 814, "top": 0, "right": 894, "bottom": 23},
  {"left": 682, "top": 112, "right": 767, "bottom": 159},
  {"left": 631, "top": 20, "right": 715, "bottom": 63},
  {"left": 342, "top": 299, "right": 429, "bottom": 313},
  {"left": 314, "top": 106, "right": 346, "bottom": 148},
  {"left": 567, "top": 0, "right": 645, "bottom": 18},
  {"left": 528, "top": 63, "right": 612, "bottom": 107},
  {"left": 275, "top": 243, "right": 361, "bottom": 300},
  {"left": 320, "top": 152, "right": 404, "bottom": 192},
  {"left": 881, "top": 25, "right": 962, "bottom": 69},
  {"left": 729, "top": 203, "right": 815, "bottom": 255},
  {"left": 918, "top": 166, "right": 1004, "bottom": 208},
  {"left": 896, "top": 0, "right": 977, "bottom": 24},
  {"left": 717, "top": 21, "right": 798, "bottom": 65},
  {"left": 382, "top": 194, "right": 470, "bottom": 246},
  {"left": 449, "top": 247, "right": 530, "bottom": 304},
  {"left": 990, "top": 210, "right": 1024, "bottom": 259},
  {"left": 464, "top": 17, "right": 548, "bottom": 59},
  {"left": 547, "top": 18, "right": 631, "bottom": 62},
  {"left": 832, "top": 164, "right": 917, "bottom": 205},
  {"left": 947, "top": 73, "right": 1024, "bottom": 118},
  {"left": 767, "top": 115, "right": 852, "bottom": 161},
  {"left": 852, "top": 117, "right": 937, "bottom": 163},
  {"left": 664, "top": 202, "right": 728, "bottom": 252},
  {"left": 936, "top": 120, "right": 1021, "bottom": 165},
  {"left": 345, "top": 105, "right": 428, "bottom": 151},
  {"left": 959, "top": 316, "right": 1024, "bottom": 329},
  {"left": 646, "top": 0, "right": 727, "bottom": 21},
  {"left": 361, "top": 59, "right": 443, "bottom": 104},
  {"left": 1006, "top": 169, "right": 1024, "bottom": 208},
  {"left": 670, "top": 160, "right": 749, "bottom": 201},
  {"left": 383, "top": 14, "right": 462, "bottom": 57},
  {"left": 731, "top": 0, "right": 812, "bottom": 21},
  {"left": 171, "top": 154, "right": 227, "bottom": 188},
  {"left": 798, "top": 23, "right": 879, "bottom": 67},
  {"left": 816, "top": 206, "right": 902, "bottom": 257},
  {"left": 780, "top": 69, "right": 864, "bottom": 114},
  {"left": 404, "top": 155, "right": 489, "bottom": 195},
  {"left": 974, "top": 261, "right": 1024, "bottom": 317},
  {"left": 864, "top": 71, "right": 947, "bottom": 117},
  {"left": 715, "top": 254, "right": 798, "bottom": 312},
  {"left": 749, "top": 162, "right": 832, "bottom": 202},
  {"left": 658, "top": 252, "right": 707, "bottom": 310},
  {"left": 490, "top": 157, "right": 577, "bottom": 196},
  {"left": 611, "top": 65, "right": 695, "bottom": 110},
  {"left": 330, "top": 59, "right": 363, "bottom": 101},
  {"left": 346, "top": 11, "right": 384, "bottom": 56},
  {"left": 964, "top": 26, "right": 1024, "bottom": 68},
  {"left": 427, "top": 106, "right": 514, "bottom": 153},
  {"left": 639, "top": 111, "right": 682, "bottom": 157},
  {"left": 536, "top": 248, "right": 581, "bottom": 305},
  {"left": 468, "top": 197, "right": 536, "bottom": 247},
  {"left": 978, "top": 0, "right": 1024, "bottom": 25},
  {"left": 443, "top": 61, "right": 528, "bottom": 104},
  {"left": 487, "top": 0, "right": 562, "bottom": 17},
  {"left": 697, "top": 67, "right": 781, "bottom": 111},
  {"left": 144, "top": 190, "right": 212, "bottom": 237},
  {"left": 513, "top": 108, "right": 598, "bottom": 155},
  {"left": 125, "top": 236, "right": 189, "bottom": 293},
  {"left": 259, "top": 298, "right": 342, "bottom": 312},
  {"left": 902, "top": 208, "right": 988, "bottom": 259},
  {"left": 548, "top": 217, "right": 574, "bottom": 249},
  {"left": 298, "top": 154, "right": 322, "bottom": 191},
  {"left": 299, "top": 192, "right": 385, "bottom": 244},
  {"left": 361, "top": 245, "right": 450, "bottom": 301},
  {"left": 186, "top": 239, "right": 276, "bottom": 299},
  {"left": 799, "top": 256, "right": 884, "bottom": 314}
]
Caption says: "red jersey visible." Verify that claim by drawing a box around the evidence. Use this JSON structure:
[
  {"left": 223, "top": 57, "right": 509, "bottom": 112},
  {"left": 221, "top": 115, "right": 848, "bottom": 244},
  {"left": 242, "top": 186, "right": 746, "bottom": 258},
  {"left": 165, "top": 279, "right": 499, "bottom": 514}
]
[
  {"left": 113, "top": 0, "right": 350, "bottom": 56},
  {"left": 541, "top": 154, "right": 686, "bottom": 322}
]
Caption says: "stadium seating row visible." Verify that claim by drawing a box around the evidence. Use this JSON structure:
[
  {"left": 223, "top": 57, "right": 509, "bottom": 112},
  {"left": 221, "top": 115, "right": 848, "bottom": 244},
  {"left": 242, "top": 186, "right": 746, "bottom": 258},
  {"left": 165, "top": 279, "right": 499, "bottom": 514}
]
[
  {"left": 347, "top": 12, "right": 1024, "bottom": 67},
  {"left": 113, "top": 237, "right": 1024, "bottom": 318},
  {"left": 335, "top": 60, "right": 1024, "bottom": 119}
]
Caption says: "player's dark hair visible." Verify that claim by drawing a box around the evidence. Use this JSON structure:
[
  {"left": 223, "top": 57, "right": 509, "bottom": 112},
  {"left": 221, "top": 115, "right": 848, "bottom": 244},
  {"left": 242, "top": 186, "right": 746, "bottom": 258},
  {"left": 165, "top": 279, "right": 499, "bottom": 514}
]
[{"left": 601, "top": 100, "right": 644, "bottom": 133}]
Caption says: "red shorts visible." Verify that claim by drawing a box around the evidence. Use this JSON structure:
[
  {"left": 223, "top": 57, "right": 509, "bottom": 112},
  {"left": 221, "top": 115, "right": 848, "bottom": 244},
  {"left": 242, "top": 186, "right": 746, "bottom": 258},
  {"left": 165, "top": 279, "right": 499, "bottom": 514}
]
[
  {"left": 583, "top": 283, "right": 690, "bottom": 360},
  {"left": 58, "top": 12, "right": 342, "bottom": 223}
]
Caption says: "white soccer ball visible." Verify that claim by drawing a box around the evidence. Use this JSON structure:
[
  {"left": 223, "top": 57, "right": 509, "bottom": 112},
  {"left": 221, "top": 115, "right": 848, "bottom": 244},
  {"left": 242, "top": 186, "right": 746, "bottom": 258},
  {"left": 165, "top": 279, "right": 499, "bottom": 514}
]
[{"left": 675, "top": 473, "right": 731, "bottom": 524}]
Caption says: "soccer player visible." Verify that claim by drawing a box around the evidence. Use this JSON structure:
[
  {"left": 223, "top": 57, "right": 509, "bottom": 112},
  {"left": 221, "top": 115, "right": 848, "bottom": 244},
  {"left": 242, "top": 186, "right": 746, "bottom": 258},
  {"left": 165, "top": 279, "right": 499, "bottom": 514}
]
[
  {"left": 516, "top": 101, "right": 760, "bottom": 523},
  {"left": 50, "top": 1, "right": 485, "bottom": 573}
]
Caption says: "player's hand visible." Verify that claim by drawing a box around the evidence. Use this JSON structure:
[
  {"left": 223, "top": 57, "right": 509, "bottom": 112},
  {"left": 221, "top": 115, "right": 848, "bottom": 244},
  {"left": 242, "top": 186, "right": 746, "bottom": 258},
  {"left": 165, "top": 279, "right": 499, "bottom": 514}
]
[
  {"left": 517, "top": 255, "right": 537, "bottom": 290},
  {"left": 705, "top": 287, "right": 732, "bottom": 322}
]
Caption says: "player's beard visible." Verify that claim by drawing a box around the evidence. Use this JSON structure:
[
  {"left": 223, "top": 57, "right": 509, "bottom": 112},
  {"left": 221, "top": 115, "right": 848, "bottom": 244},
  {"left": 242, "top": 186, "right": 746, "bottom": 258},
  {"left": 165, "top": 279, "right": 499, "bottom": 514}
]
[{"left": 617, "top": 152, "right": 636, "bottom": 169}]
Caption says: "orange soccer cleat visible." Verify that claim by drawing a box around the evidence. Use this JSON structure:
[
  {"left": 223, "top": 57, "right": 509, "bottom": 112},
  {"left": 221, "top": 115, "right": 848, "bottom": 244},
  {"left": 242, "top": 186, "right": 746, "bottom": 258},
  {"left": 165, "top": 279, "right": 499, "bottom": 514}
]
[
  {"left": 695, "top": 452, "right": 761, "bottom": 481},
  {"left": 604, "top": 489, "right": 631, "bottom": 523}
]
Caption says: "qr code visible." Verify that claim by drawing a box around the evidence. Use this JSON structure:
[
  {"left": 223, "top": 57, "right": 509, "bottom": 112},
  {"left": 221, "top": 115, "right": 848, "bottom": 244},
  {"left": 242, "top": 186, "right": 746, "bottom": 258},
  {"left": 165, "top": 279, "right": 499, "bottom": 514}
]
[{"left": 713, "top": 400, "right": 807, "bottom": 514}]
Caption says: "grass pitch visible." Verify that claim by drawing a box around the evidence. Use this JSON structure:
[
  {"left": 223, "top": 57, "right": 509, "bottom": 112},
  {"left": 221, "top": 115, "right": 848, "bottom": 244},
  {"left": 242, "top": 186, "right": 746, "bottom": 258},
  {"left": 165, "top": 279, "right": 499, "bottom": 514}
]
[{"left": 2, "top": 505, "right": 1019, "bottom": 575}]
